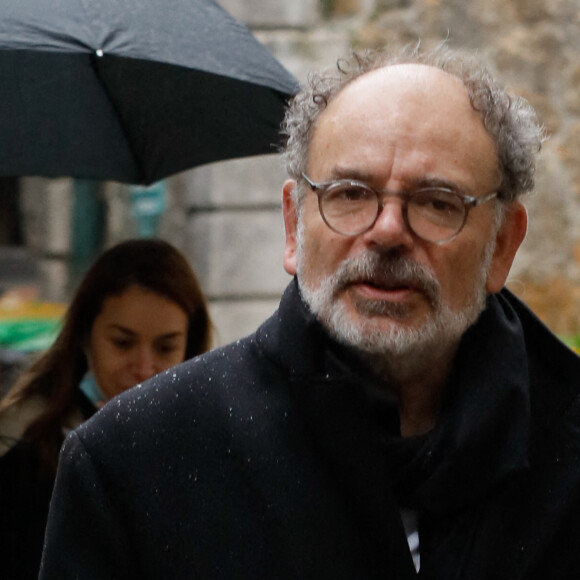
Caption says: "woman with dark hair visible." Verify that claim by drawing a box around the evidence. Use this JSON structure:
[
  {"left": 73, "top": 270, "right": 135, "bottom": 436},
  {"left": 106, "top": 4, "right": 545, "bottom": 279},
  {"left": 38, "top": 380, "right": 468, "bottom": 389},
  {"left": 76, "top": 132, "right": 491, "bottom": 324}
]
[{"left": 0, "top": 238, "right": 212, "bottom": 579}]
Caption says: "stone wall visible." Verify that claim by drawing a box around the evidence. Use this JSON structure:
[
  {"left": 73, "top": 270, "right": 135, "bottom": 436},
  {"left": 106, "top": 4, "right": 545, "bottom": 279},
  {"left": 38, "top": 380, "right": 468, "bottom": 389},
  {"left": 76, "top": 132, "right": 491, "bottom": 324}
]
[{"left": 20, "top": 0, "right": 580, "bottom": 345}]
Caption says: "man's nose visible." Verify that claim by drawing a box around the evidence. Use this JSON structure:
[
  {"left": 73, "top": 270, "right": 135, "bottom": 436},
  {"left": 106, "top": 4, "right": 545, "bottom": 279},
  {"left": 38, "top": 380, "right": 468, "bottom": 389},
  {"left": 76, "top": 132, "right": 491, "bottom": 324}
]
[{"left": 362, "top": 197, "right": 414, "bottom": 250}]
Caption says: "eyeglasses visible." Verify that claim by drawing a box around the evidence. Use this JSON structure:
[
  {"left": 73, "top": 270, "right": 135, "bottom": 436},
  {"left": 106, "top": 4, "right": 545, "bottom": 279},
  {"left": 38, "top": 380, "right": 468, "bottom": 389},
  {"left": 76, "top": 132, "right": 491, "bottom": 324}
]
[{"left": 301, "top": 173, "right": 499, "bottom": 244}]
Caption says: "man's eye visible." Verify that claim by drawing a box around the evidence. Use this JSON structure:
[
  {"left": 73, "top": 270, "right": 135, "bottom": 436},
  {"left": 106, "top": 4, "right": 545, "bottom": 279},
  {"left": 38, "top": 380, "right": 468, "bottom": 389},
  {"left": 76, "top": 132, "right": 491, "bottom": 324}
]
[
  {"left": 328, "top": 185, "right": 373, "bottom": 203},
  {"left": 428, "top": 199, "right": 457, "bottom": 213},
  {"left": 414, "top": 191, "right": 463, "bottom": 215}
]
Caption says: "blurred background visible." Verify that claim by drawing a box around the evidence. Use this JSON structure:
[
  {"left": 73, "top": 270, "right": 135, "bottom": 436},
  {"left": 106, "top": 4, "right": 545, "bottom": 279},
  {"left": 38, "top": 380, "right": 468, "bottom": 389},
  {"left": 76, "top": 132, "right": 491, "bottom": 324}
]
[{"left": 1, "top": 0, "right": 579, "bottom": 371}]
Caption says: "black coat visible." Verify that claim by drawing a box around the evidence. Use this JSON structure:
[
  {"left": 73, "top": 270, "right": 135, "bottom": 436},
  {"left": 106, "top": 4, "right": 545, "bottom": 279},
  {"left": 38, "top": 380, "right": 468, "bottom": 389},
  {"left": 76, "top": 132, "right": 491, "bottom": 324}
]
[
  {"left": 0, "top": 392, "right": 96, "bottom": 579},
  {"left": 40, "top": 280, "right": 580, "bottom": 579}
]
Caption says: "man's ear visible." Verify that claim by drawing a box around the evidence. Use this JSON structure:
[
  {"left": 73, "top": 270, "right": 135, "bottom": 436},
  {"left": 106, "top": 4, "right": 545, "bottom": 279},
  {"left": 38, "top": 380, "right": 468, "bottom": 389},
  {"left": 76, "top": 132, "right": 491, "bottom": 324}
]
[
  {"left": 486, "top": 201, "right": 528, "bottom": 294},
  {"left": 282, "top": 179, "right": 299, "bottom": 276}
]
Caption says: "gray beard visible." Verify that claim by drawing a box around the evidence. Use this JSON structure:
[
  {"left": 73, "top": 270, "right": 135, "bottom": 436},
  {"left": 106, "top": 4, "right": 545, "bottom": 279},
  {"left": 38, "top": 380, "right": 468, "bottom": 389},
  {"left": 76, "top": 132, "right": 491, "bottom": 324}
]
[{"left": 296, "top": 225, "right": 494, "bottom": 379}]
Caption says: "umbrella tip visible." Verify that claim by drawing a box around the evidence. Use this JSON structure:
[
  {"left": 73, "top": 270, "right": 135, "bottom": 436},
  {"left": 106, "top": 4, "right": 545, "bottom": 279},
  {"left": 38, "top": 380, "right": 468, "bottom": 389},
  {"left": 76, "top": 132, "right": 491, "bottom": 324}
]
[{"left": 96, "top": 49, "right": 104, "bottom": 57}]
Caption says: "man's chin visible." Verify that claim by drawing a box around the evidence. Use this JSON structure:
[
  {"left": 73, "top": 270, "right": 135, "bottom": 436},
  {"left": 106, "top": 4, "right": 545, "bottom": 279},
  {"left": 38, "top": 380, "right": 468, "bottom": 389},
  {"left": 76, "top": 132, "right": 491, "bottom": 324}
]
[{"left": 323, "top": 301, "right": 435, "bottom": 355}]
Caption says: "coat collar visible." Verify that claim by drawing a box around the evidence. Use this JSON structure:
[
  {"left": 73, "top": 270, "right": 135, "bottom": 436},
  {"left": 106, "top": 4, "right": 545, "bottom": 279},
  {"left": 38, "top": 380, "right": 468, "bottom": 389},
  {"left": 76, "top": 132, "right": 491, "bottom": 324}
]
[{"left": 257, "top": 277, "right": 381, "bottom": 382}]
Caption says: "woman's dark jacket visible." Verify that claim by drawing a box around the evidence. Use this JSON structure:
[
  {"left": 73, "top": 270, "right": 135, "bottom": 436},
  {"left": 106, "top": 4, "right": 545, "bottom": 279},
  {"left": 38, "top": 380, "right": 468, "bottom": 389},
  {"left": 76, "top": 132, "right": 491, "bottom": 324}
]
[
  {"left": 0, "top": 392, "right": 96, "bottom": 579},
  {"left": 40, "top": 279, "right": 580, "bottom": 579}
]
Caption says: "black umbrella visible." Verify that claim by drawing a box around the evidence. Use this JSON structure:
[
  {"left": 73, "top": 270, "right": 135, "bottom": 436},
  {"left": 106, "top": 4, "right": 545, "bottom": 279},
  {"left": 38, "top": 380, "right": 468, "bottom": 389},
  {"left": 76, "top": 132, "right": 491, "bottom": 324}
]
[{"left": 0, "top": 0, "right": 299, "bottom": 185}]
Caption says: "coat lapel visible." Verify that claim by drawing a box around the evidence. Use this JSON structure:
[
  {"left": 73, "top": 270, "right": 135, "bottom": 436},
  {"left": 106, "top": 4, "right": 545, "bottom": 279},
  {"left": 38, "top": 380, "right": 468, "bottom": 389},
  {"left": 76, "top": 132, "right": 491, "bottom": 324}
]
[{"left": 289, "top": 373, "right": 418, "bottom": 579}]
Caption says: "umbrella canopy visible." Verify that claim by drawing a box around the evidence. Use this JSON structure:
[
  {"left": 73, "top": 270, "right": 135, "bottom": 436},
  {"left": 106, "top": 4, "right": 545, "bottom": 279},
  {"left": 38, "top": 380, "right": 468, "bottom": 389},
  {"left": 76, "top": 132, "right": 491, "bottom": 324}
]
[{"left": 0, "top": 0, "right": 299, "bottom": 185}]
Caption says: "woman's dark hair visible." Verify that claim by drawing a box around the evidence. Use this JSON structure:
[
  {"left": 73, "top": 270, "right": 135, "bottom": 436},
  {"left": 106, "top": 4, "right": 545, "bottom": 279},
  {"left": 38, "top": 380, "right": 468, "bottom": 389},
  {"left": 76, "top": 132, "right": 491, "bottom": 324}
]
[{"left": 1, "top": 238, "right": 212, "bottom": 477}]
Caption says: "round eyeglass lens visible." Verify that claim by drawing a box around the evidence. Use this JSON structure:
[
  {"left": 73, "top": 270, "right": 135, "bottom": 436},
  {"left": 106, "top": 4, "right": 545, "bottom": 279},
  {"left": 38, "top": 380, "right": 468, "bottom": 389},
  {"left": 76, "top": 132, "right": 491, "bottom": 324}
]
[
  {"left": 320, "top": 183, "right": 379, "bottom": 234},
  {"left": 407, "top": 189, "right": 466, "bottom": 242}
]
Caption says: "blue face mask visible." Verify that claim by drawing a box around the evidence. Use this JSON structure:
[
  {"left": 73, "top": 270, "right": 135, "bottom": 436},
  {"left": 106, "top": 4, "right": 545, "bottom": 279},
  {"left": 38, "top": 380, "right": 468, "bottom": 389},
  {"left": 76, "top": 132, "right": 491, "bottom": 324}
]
[{"left": 79, "top": 372, "right": 106, "bottom": 406}]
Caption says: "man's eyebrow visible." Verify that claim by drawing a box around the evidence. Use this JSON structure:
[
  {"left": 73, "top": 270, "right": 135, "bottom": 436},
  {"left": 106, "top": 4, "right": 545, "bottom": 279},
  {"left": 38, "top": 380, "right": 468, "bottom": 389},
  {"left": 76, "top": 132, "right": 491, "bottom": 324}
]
[
  {"left": 412, "top": 176, "right": 465, "bottom": 193},
  {"left": 328, "top": 167, "right": 466, "bottom": 193},
  {"left": 328, "top": 167, "right": 374, "bottom": 182}
]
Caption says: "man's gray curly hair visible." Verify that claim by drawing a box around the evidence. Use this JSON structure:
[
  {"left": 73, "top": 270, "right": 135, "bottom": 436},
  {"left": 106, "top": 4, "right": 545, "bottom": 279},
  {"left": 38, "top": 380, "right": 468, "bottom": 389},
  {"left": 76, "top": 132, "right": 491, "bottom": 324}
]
[{"left": 281, "top": 43, "right": 546, "bottom": 205}]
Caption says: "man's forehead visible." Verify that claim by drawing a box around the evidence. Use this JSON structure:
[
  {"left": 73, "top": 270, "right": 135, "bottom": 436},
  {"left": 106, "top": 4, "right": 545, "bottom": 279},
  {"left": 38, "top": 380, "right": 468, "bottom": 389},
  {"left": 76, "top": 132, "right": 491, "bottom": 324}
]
[
  {"left": 310, "top": 60, "right": 498, "bottom": 192},
  {"left": 314, "top": 62, "right": 482, "bottom": 146}
]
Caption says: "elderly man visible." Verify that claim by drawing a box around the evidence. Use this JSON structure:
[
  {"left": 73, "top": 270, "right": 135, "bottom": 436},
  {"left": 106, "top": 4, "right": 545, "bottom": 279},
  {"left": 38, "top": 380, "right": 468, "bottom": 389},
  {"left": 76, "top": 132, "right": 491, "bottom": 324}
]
[{"left": 41, "top": 44, "right": 580, "bottom": 579}]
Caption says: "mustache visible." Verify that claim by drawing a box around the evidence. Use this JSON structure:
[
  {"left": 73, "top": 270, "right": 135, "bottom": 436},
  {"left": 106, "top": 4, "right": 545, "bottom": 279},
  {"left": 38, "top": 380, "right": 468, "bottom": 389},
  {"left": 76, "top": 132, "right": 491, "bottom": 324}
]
[{"left": 331, "top": 251, "right": 441, "bottom": 306}]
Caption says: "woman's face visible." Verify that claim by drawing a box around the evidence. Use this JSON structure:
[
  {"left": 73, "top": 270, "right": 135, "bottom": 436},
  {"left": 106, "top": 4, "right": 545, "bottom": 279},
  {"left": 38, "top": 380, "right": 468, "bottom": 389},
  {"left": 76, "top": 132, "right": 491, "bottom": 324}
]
[{"left": 86, "top": 285, "right": 189, "bottom": 400}]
